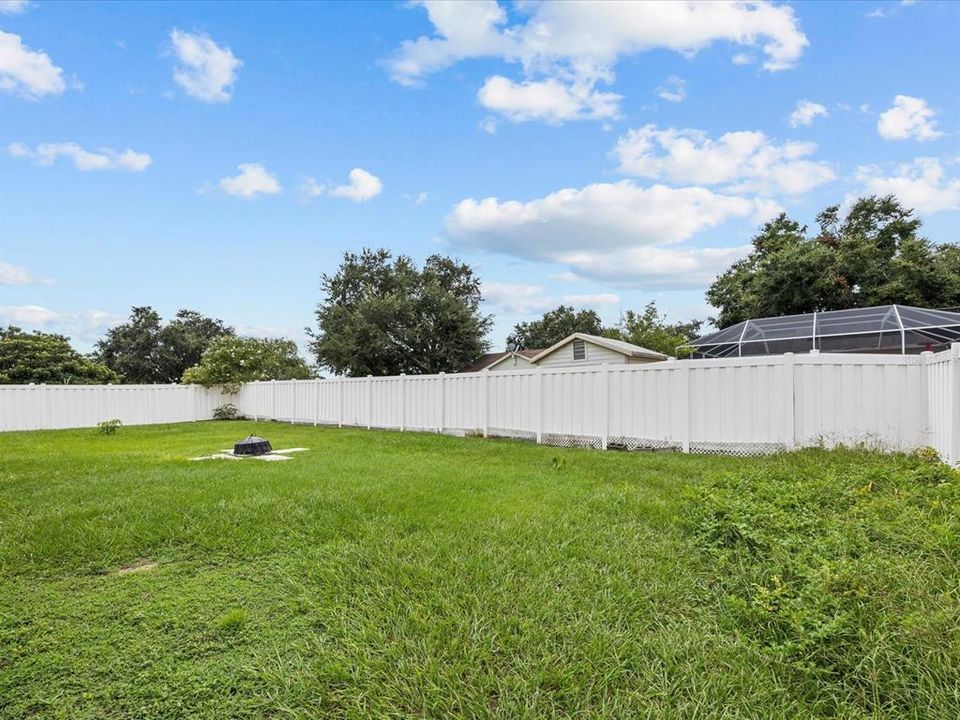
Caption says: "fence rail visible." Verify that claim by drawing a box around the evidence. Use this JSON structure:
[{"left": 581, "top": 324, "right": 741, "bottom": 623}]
[{"left": 2, "top": 346, "right": 958, "bottom": 464}]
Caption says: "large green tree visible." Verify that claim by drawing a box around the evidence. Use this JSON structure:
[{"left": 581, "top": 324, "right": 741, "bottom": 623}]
[
  {"left": 95, "top": 307, "right": 233, "bottom": 383},
  {"left": 182, "top": 336, "right": 313, "bottom": 392},
  {"left": 605, "top": 302, "right": 703, "bottom": 357},
  {"left": 506, "top": 305, "right": 604, "bottom": 351},
  {"left": 311, "top": 249, "right": 492, "bottom": 376},
  {"left": 707, "top": 196, "right": 960, "bottom": 328},
  {"left": 0, "top": 327, "right": 119, "bottom": 384}
]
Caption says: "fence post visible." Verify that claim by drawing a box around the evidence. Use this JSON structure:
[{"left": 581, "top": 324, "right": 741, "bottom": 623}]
[
  {"left": 437, "top": 372, "right": 445, "bottom": 433},
  {"left": 291, "top": 381, "right": 297, "bottom": 424},
  {"left": 783, "top": 353, "right": 796, "bottom": 451},
  {"left": 920, "top": 351, "right": 932, "bottom": 447},
  {"left": 338, "top": 379, "right": 344, "bottom": 428},
  {"left": 536, "top": 367, "right": 543, "bottom": 444},
  {"left": 679, "top": 362, "right": 691, "bottom": 453},
  {"left": 367, "top": 375, "right": 373, "bottom": 430},
  {"left": 950, "top": 343, "right": 960, "bottom": 465},
  {"left": 399, "top": 374, "right": 406, "bottom": 432},
  {"left": 314, "top": 379, "right": 320, "bottom": 426},
  {"left": 271, "top": 379, "right": 277, "bottom": 420},
  {"left": 482, "top": 369, "right": 490, "bottom": 438},
  {"left": 600, "top": 364, "right": 609, "bottom": 450},
  {"left": 40, "top": 383, "right": 48, "bottom": 430}
]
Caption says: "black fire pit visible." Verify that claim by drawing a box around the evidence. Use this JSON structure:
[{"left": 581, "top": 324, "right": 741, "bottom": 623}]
[{"left": 234, "top": 435, "right": 272, "bottom": 456}]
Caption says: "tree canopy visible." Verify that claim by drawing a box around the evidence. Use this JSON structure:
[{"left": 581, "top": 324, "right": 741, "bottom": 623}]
[
  {"left": 707, "top": 196, "right": 960, "bottom": 328},
  {"left": 182, "top": 335, "right": 313, "bottom": 393},
  {"left": 0, "top": 327, "right": 119, "bottom": 384},
  {"left": 604, "top": 302, "right": 703, "bottom": 357},
  {"left": 311, "top": 249, "right": 492, "bottom": 376},
  {"left": 95, "top": 307, "right": 234, "bottom": 383},
  {"left": 506, "top": 305, "right": 604, "bottom": 351}
]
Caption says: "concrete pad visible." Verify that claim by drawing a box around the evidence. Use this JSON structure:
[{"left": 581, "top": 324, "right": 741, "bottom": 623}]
[{"left": 190, "top": 448, "right": 307, "bottom": 461}]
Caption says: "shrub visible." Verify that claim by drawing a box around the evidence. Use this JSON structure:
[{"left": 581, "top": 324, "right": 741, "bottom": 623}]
[
  {"left": 96, "top": 419, "right": 123, "bottom": 435},
  {"left": 181, "top": 335, "right": 313, "bottom": 393},
  {"left": 683, "top": 449, "right": 959, "bottom": 715},
  {"left": 212, "top": 403, "right": 240, "bottom": 421}
]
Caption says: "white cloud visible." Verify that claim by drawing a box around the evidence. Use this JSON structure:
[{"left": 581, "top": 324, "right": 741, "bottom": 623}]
[
  {"left": 0, "top": 30, "right": 66, "bottom": 99},
  {"left": 401, "top": 191, "right": 430, "bottom": 206},
  {"left": 235, "top": 324, "right": 304, "bottom": 342},
  {"left": 656, "top": 76, "right": 686, "bottom": 103},
  {"left": 0, "top": 261, "right": 54, "bottom": 286},
  {"left": 479, "top": 116, "right": 497, "bottom": 134},
  {"left": 388, "top": 1, "right": 807, "bottom": 124},
  {"left": 0, "top": 304, "right": 60, "bottom": 326},
  {"left": 170, "top": 29, "right": 242, "bottom": 103},
  {"left": 482, "top": 282, "right": 556, "bottom": 314},
  {"left": 446, "top": 180, "right": 764, "bottom": 286},
  {"left": 216, "top": 163, "right": 281, "bottom": 198},
  {"left": 614, "top": 125, "right": 835, "bottom": 195},
  {"left": 563, "top": 293, "right": 619, "bottom": 307},
  {"left": 0, "top": 305, "right": 122, "bottom": 342},
  {"left": 558, "top": 245, "right": 751, "bottom": 288},
  {"left": 329, "top": 168, "right": 383, "bottom": 202},
  {"left": 789, "top": 100, "right": 828, "bottom": 127},
  {"left": 732, "top": 53, "right": 753, "bottom": 66},
  {"left": 299, "top": 168, "right": 383, "bottom": 202},
  {"left": 549, "top": 271, "right": 580, "bottom": 282},
  {"left": 865, "top": 8, "right": 887, "bottom": 18},
  {"left": 299, "top": 175, "right": 325, "bottom": 198},
  {"left": 877, "top": 95, "right": 943, "bottom": 141},
  {"left": 389, "top": 1, "right": 808, "bottom": 84},
  {"left": 856, "top": 158, "right": 960, "bottom": 214},
  {"left": 477, "top": 75, "right": 620, "bottom": 123},
  {"left": 447, "top": 181, "right": 760, "bottom": 254},
  {"left": 7, "top": 142, "right": 152, "bottom": 171},
  {"left": 0, "top": 1, "right": 31, "bottom": 15},
  {"left": 482, "top": 283, "right": 620, "bottom": 314}
]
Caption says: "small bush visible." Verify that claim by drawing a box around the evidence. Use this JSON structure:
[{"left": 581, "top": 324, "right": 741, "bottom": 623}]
[
  {"left": 96, "top": 419, "right": 122, "bottom": 435},
  {"left": 212, "top": 403, "right": 240, "bottom": 421}
]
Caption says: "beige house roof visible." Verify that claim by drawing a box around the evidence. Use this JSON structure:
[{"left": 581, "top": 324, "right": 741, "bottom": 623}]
[
  {"left": 484, "top": 350, "right": 539, "bottom": 370},
  {"left": 527, "top": 333, "right": 671, "bottom": 364},
  {"left": 459, "top": 348, "right": 543, "bottom": 372}
]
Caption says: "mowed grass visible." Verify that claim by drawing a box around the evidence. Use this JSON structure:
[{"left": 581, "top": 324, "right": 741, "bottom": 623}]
[{"left": 0, "top": 422, "right": 957, "bottom": 719}]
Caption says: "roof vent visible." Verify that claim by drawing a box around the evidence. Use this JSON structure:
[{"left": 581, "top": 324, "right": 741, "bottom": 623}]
[
  {"left": 234, "top": 435, "right": 272, "bottom": 456},
  {"left": 572, "top": 339, "right": 586, "bottom": 360}
]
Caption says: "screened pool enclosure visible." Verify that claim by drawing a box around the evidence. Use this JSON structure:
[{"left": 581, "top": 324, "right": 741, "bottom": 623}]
[{"left": 686, "top": 305, "right": 960, "bottom": 358}]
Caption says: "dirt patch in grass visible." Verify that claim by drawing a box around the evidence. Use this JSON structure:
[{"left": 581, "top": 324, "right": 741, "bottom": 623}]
[{"left": 116, "top": 559, "right": 158, "bottom": 574}]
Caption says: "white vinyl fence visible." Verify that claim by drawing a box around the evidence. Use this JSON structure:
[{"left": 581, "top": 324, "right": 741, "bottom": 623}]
[
  {"left": 2, "top": 346, "right": 958, "bottom": 464},
  {"left": 235, "top": 346, "right": 959, "bottom": 464},
  {"left": 0, "top": 384, "right": 225, "bottom": 432}
]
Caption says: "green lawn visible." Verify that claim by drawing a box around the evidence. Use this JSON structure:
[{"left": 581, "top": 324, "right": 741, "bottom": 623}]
[{"left": 1, "top": 422, "right": 957, "bottom": 719}]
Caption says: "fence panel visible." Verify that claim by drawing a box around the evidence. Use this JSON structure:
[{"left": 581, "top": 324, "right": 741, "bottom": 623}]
[
  {"left": 793, "top": 354, "right": 925, "bottom": 452},
  {"left": 688, "top": 357, "right": 789, "bottom": 454}
]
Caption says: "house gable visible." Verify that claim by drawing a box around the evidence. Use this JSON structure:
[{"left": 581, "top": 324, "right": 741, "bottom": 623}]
[{"left": 529, "top": 333, "right": 669, "bottom": 367}]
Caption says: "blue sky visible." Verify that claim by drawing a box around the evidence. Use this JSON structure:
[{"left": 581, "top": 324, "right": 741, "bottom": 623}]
[{"left": 1, "top": 0, "right": 958, "bottom": 354}]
